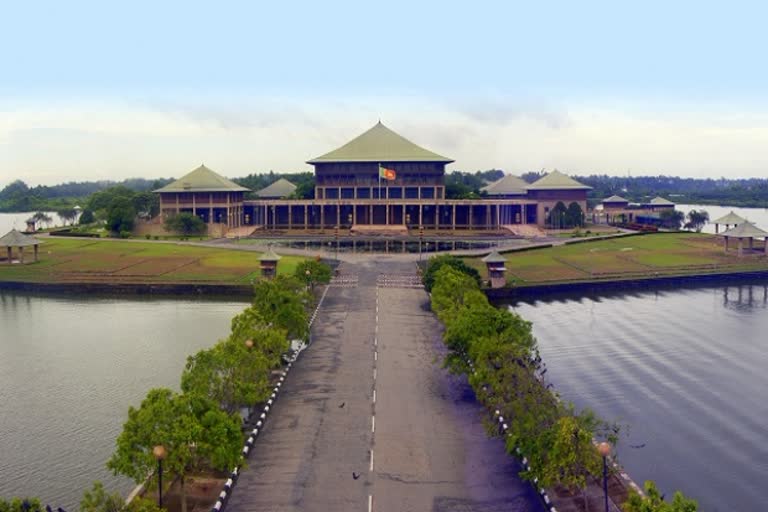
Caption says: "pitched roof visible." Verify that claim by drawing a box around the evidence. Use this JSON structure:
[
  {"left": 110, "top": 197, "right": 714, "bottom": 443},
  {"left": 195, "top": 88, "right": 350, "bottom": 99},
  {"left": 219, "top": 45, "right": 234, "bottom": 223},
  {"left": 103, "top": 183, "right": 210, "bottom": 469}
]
[
  {"left": 154, "top": 165, "right": 249, "bottom": 193},
  {"left": 481, "top": 174, "right": 529, "bottom": 196},
  {"left": 481, "top": 251, "right": 507, "bottom": 264},
  {"left": 307, "top": 121, "right": 453, "bottom": 164},
  {"left": 255, "top": 178, "right": 297, "bottom": 198},
  {"left": 720, "top": 221, "right": 768, "bottom": 238},
  {"left": 526, "top": 170, "right": 592, "bottom": 190},
  {"left": 649, "top": 196, "right": 674, "bottom": 205},
  {"left": 0, "top": 229, "right": 42, "bottom": 247},
  {"left": 602, "top": 195, "right": 629, "bottom": 203},
  {"left": 259, "top": 247, "right": 282, "bottom": 262},
  {"left": 713, "top": 211, "right": 745, "bottom": 225}
]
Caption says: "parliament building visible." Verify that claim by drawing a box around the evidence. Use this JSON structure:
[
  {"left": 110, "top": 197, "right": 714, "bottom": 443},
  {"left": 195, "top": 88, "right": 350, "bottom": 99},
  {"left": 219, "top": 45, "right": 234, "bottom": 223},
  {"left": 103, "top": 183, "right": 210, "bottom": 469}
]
[{"left": 156, "top": 122, "right": 592, "bottom": 234}]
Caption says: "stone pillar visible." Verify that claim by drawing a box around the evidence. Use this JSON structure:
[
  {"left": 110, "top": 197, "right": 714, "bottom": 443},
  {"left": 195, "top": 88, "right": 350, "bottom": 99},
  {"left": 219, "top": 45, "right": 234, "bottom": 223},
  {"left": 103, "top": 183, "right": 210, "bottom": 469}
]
[
  {"left": 6, "top": 247, "right": 11, "bottom": 264},
  {"left": 19, "top": 247, "right": 24, "bottom": 264}
]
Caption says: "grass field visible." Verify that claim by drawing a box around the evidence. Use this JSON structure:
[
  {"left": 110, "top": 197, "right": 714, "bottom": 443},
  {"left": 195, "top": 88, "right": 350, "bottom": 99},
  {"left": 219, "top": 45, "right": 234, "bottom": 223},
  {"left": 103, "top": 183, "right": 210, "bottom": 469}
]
[
  {"left": 0, "top": 238, "right": 305, "bottom": 285},
  {"left": 466, "top": 232, "right": 768, "bottom": 286}
]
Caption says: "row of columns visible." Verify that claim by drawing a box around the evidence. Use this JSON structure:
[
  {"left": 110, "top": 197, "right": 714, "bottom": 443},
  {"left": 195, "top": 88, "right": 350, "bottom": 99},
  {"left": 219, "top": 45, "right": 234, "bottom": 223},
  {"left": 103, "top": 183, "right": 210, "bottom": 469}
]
[
  {"left": 4, "top": 245, "right": 39, "bottom": 264},
  {"left": 259, "top": 203, "right": 532, "bottom": 230}
]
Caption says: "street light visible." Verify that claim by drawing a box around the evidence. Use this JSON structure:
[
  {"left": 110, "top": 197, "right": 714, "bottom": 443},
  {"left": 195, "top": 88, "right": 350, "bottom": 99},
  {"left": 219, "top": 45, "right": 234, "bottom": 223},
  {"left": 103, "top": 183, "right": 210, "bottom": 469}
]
[
  {"left": 153, "top": 445, "right": 167, "bottom": 509},
  {"left": 597, "top": 441, "right": 611, "bottom": 512},
  {"left": 245, "top": 339, "right": 254, "bottom": 350}
]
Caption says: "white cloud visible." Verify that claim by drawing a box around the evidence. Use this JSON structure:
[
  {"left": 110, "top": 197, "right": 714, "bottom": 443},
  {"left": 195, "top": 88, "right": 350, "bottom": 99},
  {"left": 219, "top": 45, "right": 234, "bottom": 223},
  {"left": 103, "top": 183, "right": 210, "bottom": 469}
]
[{"left": 2, "top": 97, "right": 768, "bottom": 189}]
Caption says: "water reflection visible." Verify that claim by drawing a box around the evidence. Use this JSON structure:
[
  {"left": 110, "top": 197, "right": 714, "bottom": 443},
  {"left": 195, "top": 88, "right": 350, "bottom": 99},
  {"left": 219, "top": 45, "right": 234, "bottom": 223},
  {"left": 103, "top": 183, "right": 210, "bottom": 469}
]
[
  {"left": 0, "top": 292, "right": 247, "bottom": 509},
  {"left": 508, "top": 281, "right": 768, "bottom": 512}
]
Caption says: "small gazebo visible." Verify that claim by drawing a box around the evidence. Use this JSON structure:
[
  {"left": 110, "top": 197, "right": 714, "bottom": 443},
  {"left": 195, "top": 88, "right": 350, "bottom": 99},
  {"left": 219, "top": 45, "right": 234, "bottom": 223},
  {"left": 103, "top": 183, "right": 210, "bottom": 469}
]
[
  {"left": 719, "top": 222, "right": 768, "bottom": 256},
  {"left": 481, "top": 251, "right": 508, "bottom": 288},
  {"left": 258, "top": 247, "right": 281, "bottom": 278},
  {"left": 712, "top": 211, "right": 745, "bottom": 234},
  {"left": 0, "top": 229, "right": 43, "bottom": 264}
]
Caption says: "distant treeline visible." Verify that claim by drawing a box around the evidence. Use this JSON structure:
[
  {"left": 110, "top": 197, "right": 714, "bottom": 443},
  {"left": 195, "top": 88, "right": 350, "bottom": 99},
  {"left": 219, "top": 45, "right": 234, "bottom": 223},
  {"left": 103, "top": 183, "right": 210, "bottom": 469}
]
[
  {"left": 0, "top": 178, "right": 172, "bottom": 212},
  {"left": 5, "top": 171, "right": 768, "bottom": 212}
]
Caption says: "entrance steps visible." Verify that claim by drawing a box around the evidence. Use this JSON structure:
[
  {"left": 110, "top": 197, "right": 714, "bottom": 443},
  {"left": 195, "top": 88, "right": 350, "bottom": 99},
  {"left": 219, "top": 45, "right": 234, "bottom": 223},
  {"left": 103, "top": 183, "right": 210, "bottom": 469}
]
[
  {"left": 502, "top": 224, "right": 547, "bottom": 238},
  {"left": 350, "top": 224, "right": 408, "bottom": 236},
  {"left": 225, "top": 226, "right": 259, "bottom": 238}
]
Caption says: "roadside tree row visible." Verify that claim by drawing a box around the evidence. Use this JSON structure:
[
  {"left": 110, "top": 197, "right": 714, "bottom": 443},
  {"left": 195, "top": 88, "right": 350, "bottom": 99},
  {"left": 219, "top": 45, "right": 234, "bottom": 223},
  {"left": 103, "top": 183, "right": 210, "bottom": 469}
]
[{"left": 425, "top": 255, "right": 697, "bottom": 511}]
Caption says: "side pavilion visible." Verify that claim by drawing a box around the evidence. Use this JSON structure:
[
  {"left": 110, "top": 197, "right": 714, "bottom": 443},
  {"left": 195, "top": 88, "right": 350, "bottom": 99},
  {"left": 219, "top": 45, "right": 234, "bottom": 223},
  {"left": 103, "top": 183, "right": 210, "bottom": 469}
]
[
  {"left": 0, "top": 229, "right": 43, "bottom": 264},
  {"left": 719, "top": 222, "right": 768, "bottom": 256}
]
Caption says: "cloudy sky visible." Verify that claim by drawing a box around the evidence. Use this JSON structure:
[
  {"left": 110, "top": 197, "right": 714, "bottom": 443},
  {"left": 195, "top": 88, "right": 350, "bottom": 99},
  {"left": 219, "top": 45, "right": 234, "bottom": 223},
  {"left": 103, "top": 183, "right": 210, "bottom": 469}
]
[{"left": 2, "top": 1, "right": 768, "bottom": 188}]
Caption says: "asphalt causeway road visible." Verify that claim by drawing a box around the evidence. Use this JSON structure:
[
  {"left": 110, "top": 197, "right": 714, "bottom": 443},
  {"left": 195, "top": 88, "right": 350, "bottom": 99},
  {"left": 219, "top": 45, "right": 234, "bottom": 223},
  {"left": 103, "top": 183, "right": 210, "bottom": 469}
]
[{"left": 226, "top": 258, "right": 544, "bottom": 512}]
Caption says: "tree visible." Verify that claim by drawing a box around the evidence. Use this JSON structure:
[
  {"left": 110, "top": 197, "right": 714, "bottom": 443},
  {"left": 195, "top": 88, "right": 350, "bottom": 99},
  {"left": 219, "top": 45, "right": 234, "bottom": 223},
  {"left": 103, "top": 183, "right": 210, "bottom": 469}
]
[
  {"left": 423, "top": 254, "right": 482, "bottom": 292},
  {"left": 625, "top": 481, "right": 698, "bottom": 512},
  {"left": 164, "top": 212, "right": 206, "bottom": 236},
  {"left": 107, "top": 389, "right": 242, "bottom": 512},
  {"left": 547, "top": 201, "right": 568, "bottom": 229},
  {"left": 565, "top": 202, "right": 585, "bottom": 228},
  {"left": 181, "top": 336, "right": 273, "bottom": 413},
  {"left": 79, "top": 208, "right": 95, "bottom": 225},
  {"left": 294, "top": 259, "right": 332, "bottom": 289},
  {"left": 684, "top": 210, "right": 709, "bottom": 232},
  {"left": 247, "top": 276, "right": 310, "bottom": 341},
  {"left": 32, "top": 211, "right": 52, "bottom": 229},
  {"left": 132, "top": 192, "right": 159, "bottom": 219},
  {"left": 0, "top": 498, "right": 43, "bottom": 512},
  {"left": 80, "top": 481, "right": 163, "bottom": 512},
  {"left": 540, "top": 413, "right": 602, "bottom": 507},
  {"left": 106, "top": 197, "right": 137, "bottom": 234},
  {"left": 57, "top": 207, "right": 79, "bottom": 226},
  {"left": 659, "top": 209, "right": 685, "bottom": 230}
]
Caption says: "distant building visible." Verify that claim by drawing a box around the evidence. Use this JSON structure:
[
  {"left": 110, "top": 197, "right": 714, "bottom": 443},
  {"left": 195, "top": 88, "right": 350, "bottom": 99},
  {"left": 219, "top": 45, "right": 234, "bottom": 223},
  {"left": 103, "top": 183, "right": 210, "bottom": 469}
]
[
  {"left": 155, "top": 164, "right": 248, "bottom": 229},
  {"left": 154, "top": 123, "right": 594, "bottom": 234}
]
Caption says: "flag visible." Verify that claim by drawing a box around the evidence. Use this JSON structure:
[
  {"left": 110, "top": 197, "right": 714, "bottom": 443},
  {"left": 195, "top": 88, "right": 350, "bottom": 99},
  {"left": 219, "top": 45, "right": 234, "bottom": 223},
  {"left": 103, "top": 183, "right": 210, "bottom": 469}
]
[{"left": 379, "top": 165, "right": 396, "bottom": 181}]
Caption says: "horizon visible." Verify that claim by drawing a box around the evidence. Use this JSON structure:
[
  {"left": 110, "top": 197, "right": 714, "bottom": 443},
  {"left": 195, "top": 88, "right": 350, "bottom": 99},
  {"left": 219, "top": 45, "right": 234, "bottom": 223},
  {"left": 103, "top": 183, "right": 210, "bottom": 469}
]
[{"left": 3, "top": 1, "right": 768, "bottom": 188}]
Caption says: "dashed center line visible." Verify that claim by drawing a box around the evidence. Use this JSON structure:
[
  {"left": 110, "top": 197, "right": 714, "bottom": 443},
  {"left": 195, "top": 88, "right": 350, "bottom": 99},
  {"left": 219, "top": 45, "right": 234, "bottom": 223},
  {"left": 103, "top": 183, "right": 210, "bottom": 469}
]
[{"left": 372, "top": 415, "right": 375, "bottom": 433}]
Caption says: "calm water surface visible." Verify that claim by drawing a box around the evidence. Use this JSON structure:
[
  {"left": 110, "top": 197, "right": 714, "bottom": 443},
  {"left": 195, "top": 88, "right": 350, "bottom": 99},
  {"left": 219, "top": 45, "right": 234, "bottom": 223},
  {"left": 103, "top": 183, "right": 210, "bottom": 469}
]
[
  {"left": 0, "top": 292, "right": 247, "bottom": 508},
  {"left": 0, "top": 212, "right": 66, "bottom": 234},
  {"left": 509, "top": 283, "right": 768, "bottom": 512}
]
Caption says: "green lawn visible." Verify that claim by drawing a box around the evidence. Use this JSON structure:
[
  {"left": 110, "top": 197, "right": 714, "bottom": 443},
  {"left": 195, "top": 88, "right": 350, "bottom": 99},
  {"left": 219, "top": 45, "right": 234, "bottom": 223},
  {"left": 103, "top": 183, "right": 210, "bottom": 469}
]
[
  {"left": 0, "top": 238, "right": 305, "bottom": 285},
  {"left": 466, "top": 232, "right": 768, "bottom": 286}
]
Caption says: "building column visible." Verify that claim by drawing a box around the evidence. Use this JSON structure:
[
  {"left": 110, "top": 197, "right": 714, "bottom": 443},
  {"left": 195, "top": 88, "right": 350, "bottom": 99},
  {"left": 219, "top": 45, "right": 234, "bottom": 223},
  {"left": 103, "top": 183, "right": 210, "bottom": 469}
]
[
  {"left": 320, "top": 206, "right": 325, "bottom": 229},
  {"left": 176, "top": 194, "right": 180, "bottom": 215},
  {"left": 738, "top": 238, "right": 743, "bottom": 257},
  {"left": 418, "top": 204, "right": 423, "bottom": 227},
  {"left": 336, "top": 203, "right": 341, "bottom": 227},
  {"left": 288, "top": 205, "right": 292, "bottom": 228},
  {"left": 34, "top": 244, "right": 39, "bottom": 262},
  {"left": 452, "top": 204, "right": 456, "bottom": 231},
  {"left": 304, "top": 205, "right": 308, "bottom": 229},
  {"left": 6, "top": 247, "right": 11, "bottom": 264},
  {"left": 369, "top": 204, "right": 373, "bottom": 225},
  {"left": 19, "top": 247, "right": 24, "bottom": 264},
  {"left": 496, "top": 204, "right": 501, "bottom": 228},
  {"left": 386, "top": 204, "right": 390, "bottom": 225},
  {"left": 468, "top": 206, "right": 473, "bottom": 230}
]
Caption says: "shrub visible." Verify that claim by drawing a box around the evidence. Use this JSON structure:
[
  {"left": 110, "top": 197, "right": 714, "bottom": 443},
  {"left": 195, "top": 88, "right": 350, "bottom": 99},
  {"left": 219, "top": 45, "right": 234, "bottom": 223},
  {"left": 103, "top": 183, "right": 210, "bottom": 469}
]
[
  {"left": 164, "top": 212, "right": 206, "bottom": 236},
  {"left": 423, "top": 254, "right": 482, "bottom": 292}
]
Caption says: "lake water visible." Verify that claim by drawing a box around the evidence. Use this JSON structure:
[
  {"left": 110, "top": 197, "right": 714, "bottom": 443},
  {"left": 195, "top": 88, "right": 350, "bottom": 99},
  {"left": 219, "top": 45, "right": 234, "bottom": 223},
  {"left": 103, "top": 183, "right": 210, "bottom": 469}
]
[
  {"left": 0, "top": 212, "right": 67, "bottom": 235},
  {"left": 508, "top": 282, "right": 768, "bottom": 512},
  {"left": 0, "top": 292, "right": 247, "bottom": 509}
]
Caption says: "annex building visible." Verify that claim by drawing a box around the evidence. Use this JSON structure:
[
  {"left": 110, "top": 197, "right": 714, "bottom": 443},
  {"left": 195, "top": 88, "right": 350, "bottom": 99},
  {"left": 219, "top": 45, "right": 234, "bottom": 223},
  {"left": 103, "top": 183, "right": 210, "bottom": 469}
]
[{"left": 155, "top": 122, "right": 592, "bottom": 234}]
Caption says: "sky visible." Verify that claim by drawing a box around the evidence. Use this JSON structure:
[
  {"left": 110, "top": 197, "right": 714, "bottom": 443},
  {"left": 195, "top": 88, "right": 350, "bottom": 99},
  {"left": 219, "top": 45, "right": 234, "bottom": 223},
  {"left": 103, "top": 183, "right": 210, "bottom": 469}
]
[{"left": 2, "top": 0, "right": 768, "bottom": 188}]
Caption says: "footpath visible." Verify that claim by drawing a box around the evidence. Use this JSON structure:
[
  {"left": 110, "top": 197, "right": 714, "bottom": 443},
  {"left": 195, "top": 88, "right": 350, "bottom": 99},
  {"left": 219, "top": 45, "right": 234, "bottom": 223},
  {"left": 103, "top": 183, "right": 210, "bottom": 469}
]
[{"left": 225, "top": 258, "right": 545, "bottom": 512}]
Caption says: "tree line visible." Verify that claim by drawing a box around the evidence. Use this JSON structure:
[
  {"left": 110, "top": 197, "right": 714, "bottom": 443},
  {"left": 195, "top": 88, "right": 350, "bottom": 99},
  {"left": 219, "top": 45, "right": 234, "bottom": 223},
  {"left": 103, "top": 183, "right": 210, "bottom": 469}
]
[{"left": 424, "top": 255, "right": 698, "bottom": 511}]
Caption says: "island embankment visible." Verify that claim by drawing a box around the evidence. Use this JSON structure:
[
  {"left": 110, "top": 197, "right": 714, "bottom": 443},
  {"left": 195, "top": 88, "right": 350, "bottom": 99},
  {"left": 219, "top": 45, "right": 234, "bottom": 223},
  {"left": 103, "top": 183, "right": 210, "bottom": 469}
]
[
  {"left": 0, "top": 237, "right": 306, "bottom": 295},
  {"left": 466, "top": 231, "right": 768, "bottom": 298}
]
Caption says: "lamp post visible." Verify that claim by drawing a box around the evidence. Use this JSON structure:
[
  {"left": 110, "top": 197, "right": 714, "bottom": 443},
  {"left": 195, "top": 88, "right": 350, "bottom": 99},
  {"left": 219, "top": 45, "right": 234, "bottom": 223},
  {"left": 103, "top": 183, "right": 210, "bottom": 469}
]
[
  {"left": 305, "top": 269, "right": 313, "bottom": 291},
  {"left": 597, "top": 441, "right": 611, "bottom": 512},
  {"left": 153, "top": 445, "right": 167, "bottom": 509}
]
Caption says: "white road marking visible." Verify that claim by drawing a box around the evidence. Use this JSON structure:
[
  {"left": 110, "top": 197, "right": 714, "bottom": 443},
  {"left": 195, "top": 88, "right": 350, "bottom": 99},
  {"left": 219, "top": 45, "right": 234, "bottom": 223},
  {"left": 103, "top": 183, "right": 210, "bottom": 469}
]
[
  {"left": 370, "top": 449, "right": 374, "bottom": 471},
  {"left": 373, "top": 389, "right": 376, "bottom": 403},
  {"left": 372, "top": 415, "right": 375, "bottom": 433},
  {"left": 368, "top": 495, "right": 372, "bottom": 512},
  {"left": 373, "top": 368, "right": 376, "bottom": 380},
  {"left": 374, "top": 351, "right": 377, "bottom": 361}
]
